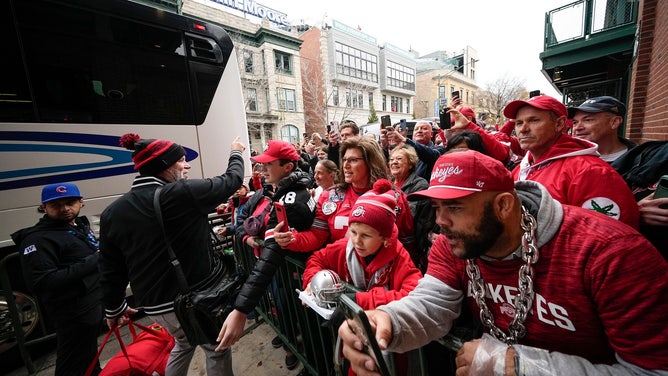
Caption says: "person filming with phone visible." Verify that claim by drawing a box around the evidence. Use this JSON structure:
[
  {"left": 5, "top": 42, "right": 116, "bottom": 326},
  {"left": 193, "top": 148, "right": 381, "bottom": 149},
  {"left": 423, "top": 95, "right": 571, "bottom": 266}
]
[
  {"left": 339, "top": 150, "right": 668, "bottom": 376},
  {"left": 385, "top": 120, "right": 445, "bottom": 181}
]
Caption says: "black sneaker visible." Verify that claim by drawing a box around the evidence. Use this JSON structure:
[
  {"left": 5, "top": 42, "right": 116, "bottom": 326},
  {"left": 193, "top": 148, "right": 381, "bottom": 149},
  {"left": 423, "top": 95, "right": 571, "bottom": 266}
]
[
  {"left": 285, "top": 353, "right": 299, "bottom": 370},
  {"left": 271, "top": 335, "right": 283, "bottom": 349}
]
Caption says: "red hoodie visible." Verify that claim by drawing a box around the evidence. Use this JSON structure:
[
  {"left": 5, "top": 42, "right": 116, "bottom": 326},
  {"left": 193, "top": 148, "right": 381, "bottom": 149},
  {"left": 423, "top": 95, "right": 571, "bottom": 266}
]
[{"left": 513, "top": 134, "right": 639, "bottom": 228}]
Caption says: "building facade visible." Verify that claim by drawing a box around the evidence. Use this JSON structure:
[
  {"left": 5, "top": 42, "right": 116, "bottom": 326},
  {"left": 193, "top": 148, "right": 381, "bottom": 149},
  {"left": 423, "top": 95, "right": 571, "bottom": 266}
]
[
  {"left": 299, "top": 20, "right": 417, "bottom": 135},
  {"left": 414, "top": 47, "right": 480, "bottom": 120}
]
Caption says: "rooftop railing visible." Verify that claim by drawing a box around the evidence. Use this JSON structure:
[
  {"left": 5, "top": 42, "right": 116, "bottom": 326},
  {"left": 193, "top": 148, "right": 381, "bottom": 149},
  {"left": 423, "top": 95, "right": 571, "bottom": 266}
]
[{"left": 545, "top": 0, "right": 638, "bottom": 48}]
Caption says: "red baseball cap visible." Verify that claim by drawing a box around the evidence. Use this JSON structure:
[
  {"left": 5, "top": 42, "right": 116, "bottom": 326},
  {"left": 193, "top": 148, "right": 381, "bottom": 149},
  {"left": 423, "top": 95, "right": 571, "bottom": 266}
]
[
  {"left": 251, "top": 140, "right": 300, "bottom": 163},
  {"left": 409, "top": 150, "right": 515, "bottom": 200},
  {"left": 459, "top": 106, "right": 476, "bottom": 119},
  {"left": 503, "top": 95, "right": 567, "bottom": 119}
]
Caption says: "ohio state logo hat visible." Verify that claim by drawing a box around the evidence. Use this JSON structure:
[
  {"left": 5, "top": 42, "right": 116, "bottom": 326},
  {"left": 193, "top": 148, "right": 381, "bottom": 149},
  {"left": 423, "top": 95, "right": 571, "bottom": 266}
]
[{"left": 409, "top": 150, "right": 514, "bottom": 200}]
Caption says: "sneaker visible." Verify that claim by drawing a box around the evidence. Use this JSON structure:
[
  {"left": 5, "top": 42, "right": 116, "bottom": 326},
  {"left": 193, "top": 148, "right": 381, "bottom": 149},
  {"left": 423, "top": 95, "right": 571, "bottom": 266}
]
[
  {"left": 285, "top": 353, "right": 299, "bottom": 370},
  {"left": 271, "top": 335, "right": 283, "bottom": 349}
]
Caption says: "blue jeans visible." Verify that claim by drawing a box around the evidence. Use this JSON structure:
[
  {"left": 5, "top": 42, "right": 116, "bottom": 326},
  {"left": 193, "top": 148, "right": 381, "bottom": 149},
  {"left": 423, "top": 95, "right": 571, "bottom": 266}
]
[{"left": 151, "top": 311, "right": 233, "bottom": 376}]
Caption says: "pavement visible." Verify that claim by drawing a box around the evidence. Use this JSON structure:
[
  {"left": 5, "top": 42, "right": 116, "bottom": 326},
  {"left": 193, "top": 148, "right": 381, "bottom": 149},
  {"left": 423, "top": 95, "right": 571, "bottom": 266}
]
[{"left": 3, "top": 316, "right": 305, "bottom": 376}]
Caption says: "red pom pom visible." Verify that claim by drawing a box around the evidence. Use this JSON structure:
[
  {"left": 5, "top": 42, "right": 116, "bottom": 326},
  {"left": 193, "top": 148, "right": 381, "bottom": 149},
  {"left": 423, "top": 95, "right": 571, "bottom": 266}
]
[
  {"left": 372, "top": 178, "right": 392, "bottom": 194},
  {"left": 119, "top": 133, "right": 141, "bottom": 150}
]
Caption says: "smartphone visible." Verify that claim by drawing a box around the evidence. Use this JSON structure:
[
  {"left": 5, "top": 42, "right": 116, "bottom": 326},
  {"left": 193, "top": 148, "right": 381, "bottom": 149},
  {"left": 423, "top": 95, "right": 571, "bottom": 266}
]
[
  {"left": 380, "top": 115, "right": 391, "bottom": 128},
  {"left": 451, "top": 90, "right": 461, "bottom": 100},
  {"left": 339, "top": 294, "right": 391, "bottom": 376},
  {"left": 399, "top": 119, "right": 407, "bottom": 132},
  {"left": 654, "top": 175, "right": 668, "bottom": 208},
  {"left": 439, "top": 107, "right": 452, "bottom": 130},
  {"left": 327, "top": 124, "right": 332, "bottom": 133},
  {"left": 274, "top": 202, "right": 289, "bottom": 228},
  {"left": 529, "top": 90, "right": 541, "bottom": 98}
]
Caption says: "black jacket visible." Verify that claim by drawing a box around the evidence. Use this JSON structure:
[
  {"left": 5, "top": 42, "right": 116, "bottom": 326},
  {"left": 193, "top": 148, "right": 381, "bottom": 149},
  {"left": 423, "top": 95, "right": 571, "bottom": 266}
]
[
  {"left": 11, "top": 215, "right": 101, "bottom": 320},
  {"left": 234, "top": 170, "right": 316, "bottom": 314},
  {"left": 99, "top": 151, "right": 244, "bottom": 317},
  {"left": 399, "top": 172, "right": 434, "bottom": 272}
]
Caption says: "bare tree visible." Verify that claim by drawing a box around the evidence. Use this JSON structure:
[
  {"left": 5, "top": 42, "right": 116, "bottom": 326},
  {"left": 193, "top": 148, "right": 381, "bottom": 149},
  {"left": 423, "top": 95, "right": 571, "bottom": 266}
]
[
  {"left": 477, "top": 75, "right": 526, "bottom": 124},
  {"left": 301, "top": 55, "right": 375, "bottom": 130},
  {"left": 300, "top": 55, "right": 328, "bottom": 133}
]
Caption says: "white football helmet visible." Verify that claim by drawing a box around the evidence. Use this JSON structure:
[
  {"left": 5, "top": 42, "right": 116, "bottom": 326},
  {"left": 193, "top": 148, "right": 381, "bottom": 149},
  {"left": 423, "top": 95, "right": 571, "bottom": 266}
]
[{"left": 310, "top": 269, "right": 345, "bottom": 309}]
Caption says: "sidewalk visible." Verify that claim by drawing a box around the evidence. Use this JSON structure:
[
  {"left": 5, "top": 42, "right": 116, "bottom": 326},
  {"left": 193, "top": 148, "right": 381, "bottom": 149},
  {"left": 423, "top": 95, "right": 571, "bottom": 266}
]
[{"left": 4, "top": 316, "right": 304, "bottom": 376}]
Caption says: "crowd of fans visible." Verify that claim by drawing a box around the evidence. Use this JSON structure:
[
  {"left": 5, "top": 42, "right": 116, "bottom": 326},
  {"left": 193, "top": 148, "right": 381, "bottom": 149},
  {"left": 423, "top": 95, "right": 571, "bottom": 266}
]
[
  {"left": 221, "top": 94, "right": 667, "bottom": 375},
  {"left": 14, "top": 94, "right": 667, "bottom": 376}
]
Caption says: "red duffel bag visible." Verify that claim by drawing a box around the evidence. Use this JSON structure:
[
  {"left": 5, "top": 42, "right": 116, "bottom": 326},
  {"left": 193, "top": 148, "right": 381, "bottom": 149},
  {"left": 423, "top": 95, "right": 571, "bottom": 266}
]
[{"left": 85, "top": 320, "right": 175, "bottom": 376}]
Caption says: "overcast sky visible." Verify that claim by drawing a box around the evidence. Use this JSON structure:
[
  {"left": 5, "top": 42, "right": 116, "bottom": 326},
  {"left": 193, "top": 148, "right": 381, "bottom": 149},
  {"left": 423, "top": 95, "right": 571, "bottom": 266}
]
[{"left": 246, "top": 0, "right": 570, "bottom": 98}]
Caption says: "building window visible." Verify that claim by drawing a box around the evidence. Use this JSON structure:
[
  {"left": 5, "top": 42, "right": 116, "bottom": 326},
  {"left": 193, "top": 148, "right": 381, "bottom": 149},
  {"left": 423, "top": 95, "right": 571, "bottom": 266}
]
[
  {"left": 334, "top": 42, "right": 378, "bottom": 82},
  {"left": 345, "top": 88, "right": 363, "bottom": 108},
  {"left": 281, "top": 124, "right": 300, "bottom": 144},
  {"left": 274, "top": 50, "right": 292, "bottom": 74},
  {"left": 438, "top": 85, "right": 446, "bottom": 99},
  {"left": 382, "top": 95, "right": 386, "bottom": 111},
  {"left": 368, "top": 92, "right": 374, "bottom": 108},
  {"left": 333, "top": 86, "right": 339, "bottom": 106},
  {"left": 406, "top": 98, "right": 410, "bottom": 114},
  {"left": 243, "top": 50, "right": 254, "bottom": 74},
  {"left": 386, "top": 60, "right": 415, "bottom": 91},
  {"left": 247, "top": 88, "right": 257, "bottom": 111},
  {"left": 277, "top": 88, "right": 296, "bottom": 111},
  {"left": 265, "top": 88, "right": 270, "bottom": 112}
]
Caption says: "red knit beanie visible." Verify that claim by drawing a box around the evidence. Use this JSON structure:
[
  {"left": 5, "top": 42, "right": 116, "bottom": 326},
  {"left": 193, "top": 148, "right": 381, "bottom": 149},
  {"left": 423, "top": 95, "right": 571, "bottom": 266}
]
[
  {"left": 349, "top": 179, "right": 397, "bottom": 238},
  {"left": 120, "top": 133, "right": 186, "bottom": 175}
]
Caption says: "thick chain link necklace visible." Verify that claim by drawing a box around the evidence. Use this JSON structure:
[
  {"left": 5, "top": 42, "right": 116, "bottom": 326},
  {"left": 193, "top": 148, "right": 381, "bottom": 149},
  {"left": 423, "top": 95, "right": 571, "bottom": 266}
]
[{"left": 466, "top": 205, "right": 539, "bottom": 345}]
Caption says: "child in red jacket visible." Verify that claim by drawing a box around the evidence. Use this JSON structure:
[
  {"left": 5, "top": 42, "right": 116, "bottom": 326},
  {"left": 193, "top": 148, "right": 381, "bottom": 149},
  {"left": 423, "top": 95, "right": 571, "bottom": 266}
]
[{"left": 302, "top": 179, "right": 422, "bottom": 310}]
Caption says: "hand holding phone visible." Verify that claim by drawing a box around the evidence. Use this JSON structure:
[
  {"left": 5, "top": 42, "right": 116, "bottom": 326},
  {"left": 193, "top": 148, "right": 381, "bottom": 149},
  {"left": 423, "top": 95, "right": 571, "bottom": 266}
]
[
  {"left": 338, "top": 295, "right": 391, "bottom": 376},
  {"left": 439, "top": 107, "right": 452, "bottom": 130},
  {"left": 399, "top": 119, "right": 407, "bottom": 132},
  {"left": 274, "top": 202, "right": 289, "bottom": 228},
  {"left": 654, "top": 175, "right": 668, "bottom": 208},
  {"left": 380, "top": 115, "right": 391, "bottom": 128}
]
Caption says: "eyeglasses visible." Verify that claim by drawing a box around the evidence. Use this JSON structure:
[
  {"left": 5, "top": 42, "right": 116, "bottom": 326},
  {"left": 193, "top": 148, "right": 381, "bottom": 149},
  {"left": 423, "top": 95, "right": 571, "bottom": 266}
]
[{"left": 341, "top": 157, "right": 364, "bottom": 164}]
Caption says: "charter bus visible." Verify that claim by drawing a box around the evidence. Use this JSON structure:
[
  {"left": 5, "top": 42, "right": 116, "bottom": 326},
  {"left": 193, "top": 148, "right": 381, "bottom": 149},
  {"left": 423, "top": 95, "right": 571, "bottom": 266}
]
[
  {"left": 0, "top": 0, "right": 251, "bottom": 259},
  {"left": 1, "top": 0, "right": 250, "bottom": 354}
]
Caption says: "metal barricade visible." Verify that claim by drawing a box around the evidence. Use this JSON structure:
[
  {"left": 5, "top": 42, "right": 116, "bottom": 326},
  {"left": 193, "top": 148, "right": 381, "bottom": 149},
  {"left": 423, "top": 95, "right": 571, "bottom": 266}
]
[
  {"left": 232, "top": 233, "right": 342, "bottom": 375},
  {"left": 0, "top": 252, "right": 55, "bottom": 374}
]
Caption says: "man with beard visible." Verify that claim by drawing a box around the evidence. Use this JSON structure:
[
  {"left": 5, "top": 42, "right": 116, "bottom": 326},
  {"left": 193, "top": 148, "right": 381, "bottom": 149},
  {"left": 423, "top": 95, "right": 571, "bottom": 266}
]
[
  {"left": 11, "top": 183, "right": 103, "bottom": 376},
  {"left": 338, "top": 150, "right": 668, "bottom": 375}
]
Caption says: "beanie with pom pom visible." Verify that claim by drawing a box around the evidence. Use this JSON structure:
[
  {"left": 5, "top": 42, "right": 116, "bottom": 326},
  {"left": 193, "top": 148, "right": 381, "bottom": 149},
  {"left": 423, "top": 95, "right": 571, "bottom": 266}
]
[
  {"left": 348, "top": 179, "right": 397, "bottom": 238},
  {"left": 120, "top": 133, "right": 185, "bottom": 175}
]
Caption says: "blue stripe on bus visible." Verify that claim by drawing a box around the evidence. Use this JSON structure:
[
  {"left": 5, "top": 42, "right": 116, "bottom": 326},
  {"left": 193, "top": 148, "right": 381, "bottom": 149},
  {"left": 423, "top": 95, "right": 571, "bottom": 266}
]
[
  {"left": 0, "top": 131, "right": 198, "bottom": 191},
  {"left": 0, "top": 144, "right": 132, "bottom": 179},
  {"left": 0, "top": 165, "right": 136, "bottom": 191}
]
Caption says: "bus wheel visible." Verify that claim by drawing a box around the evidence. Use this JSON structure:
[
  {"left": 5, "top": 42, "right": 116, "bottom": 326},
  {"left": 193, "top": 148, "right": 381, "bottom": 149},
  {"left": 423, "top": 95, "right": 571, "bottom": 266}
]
[{"left": 0, "top": 291, "right": 39, "bottom": 354}]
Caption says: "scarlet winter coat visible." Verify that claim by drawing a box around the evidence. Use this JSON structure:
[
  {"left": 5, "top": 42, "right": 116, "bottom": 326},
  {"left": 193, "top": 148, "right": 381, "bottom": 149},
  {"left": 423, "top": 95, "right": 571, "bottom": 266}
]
[{"left": 302, "top": 226, "right": 422, "bottom": 310}]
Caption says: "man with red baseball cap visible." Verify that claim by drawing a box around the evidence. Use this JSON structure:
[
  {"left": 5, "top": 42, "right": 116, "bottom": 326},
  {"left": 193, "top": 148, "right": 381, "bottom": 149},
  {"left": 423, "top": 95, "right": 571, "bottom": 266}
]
[
  {"left": 338, "top": 150, "right": 668, "bottom": 375},
  {"left": 464, "top": 95, "right": 639, "bottom": 229},
  {"left": 216, "top": 139, "right": 316, "bottom": 371}
]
